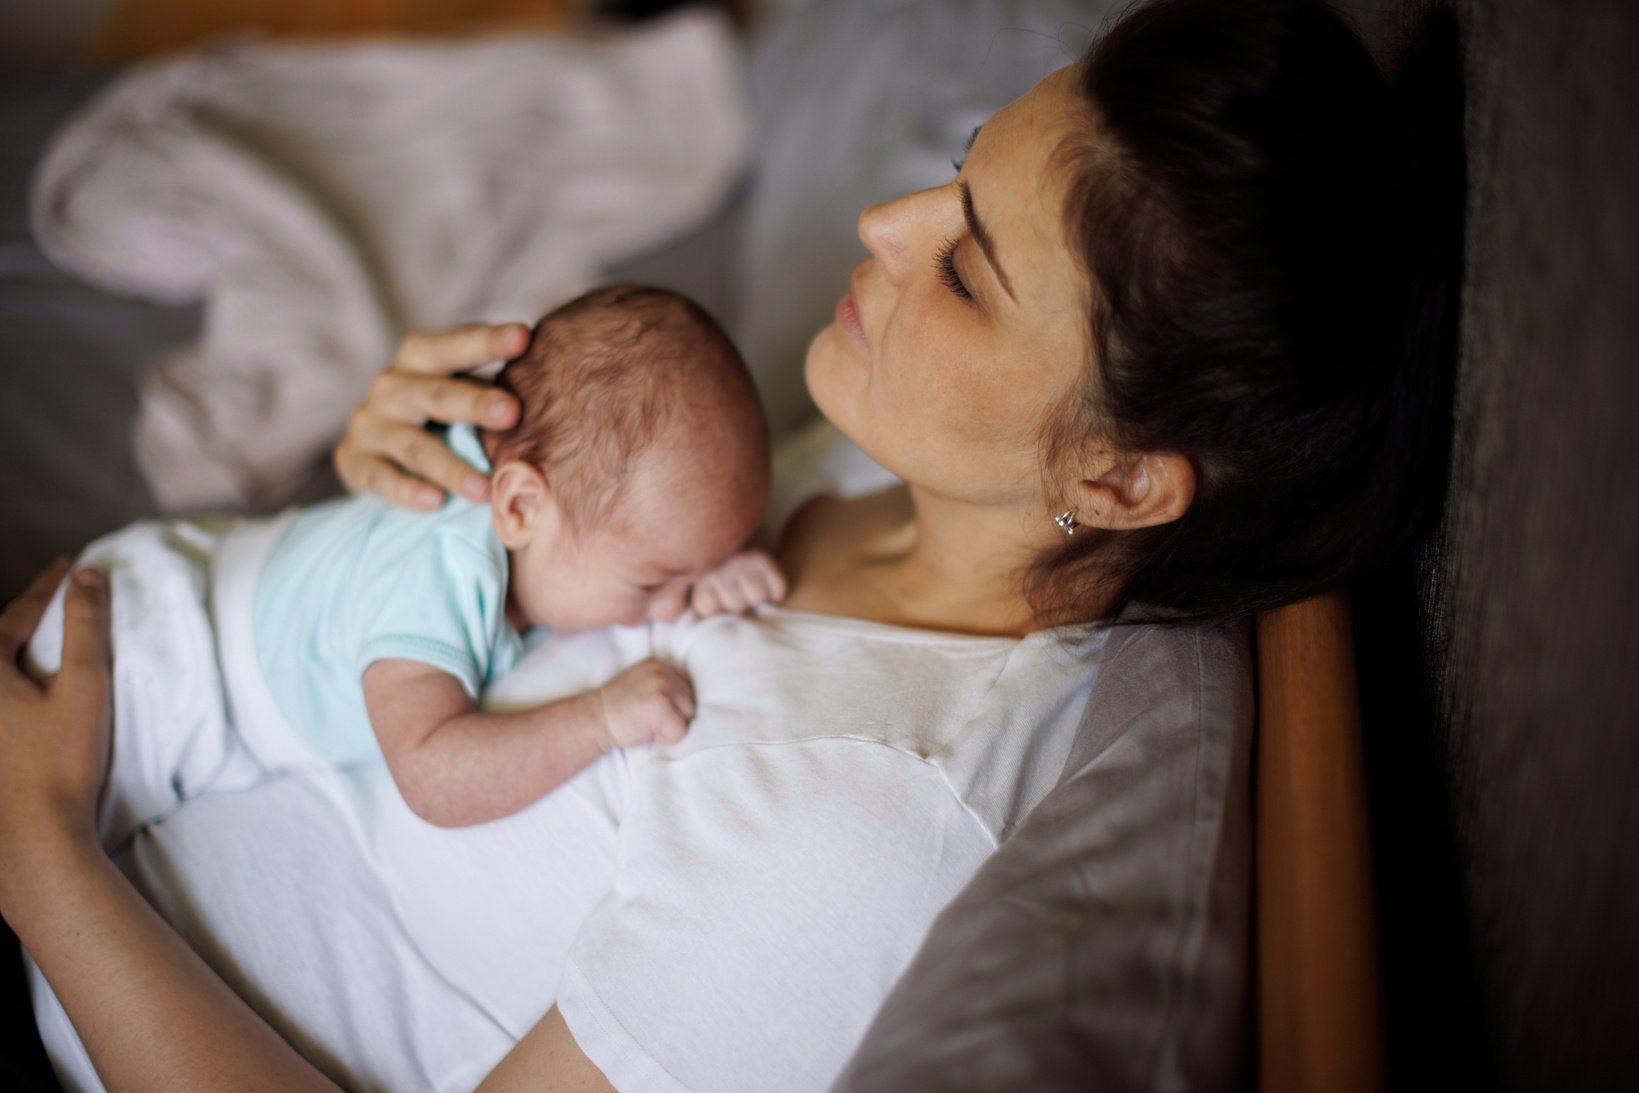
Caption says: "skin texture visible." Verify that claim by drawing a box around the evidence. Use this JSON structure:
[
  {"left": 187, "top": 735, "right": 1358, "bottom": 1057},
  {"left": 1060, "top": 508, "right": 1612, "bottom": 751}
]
[
  {"left": 0, "top": 576, "right": 619, "bottom": 1090},
  {"left": 0, "top": 564, "right": 340, "bottom": 1091},
  {"left": 0, "top": 63, "right": 1195, "bottom": 1089},
  {"left": 492, "top": 432, "right": 769, "bottom": 632},
  {"left": 361, "top": 657, "right": 693, "bottom": 827},
  {"left": 805, "top": 68, "right": 1095, "bottom": 514},
  {"left": 334, "top": 323, "right": 531, "bottom": 509},
  {"left": 792, "top": 65, "right": 1193, "bottom": 635},
  {"left": 360, "top": 388, "right": 775, "bottom": 828}
]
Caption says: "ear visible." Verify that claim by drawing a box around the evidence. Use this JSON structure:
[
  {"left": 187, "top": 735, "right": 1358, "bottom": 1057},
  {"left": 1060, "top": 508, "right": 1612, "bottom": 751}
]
[
  {"left": 1069, "top": 451, "right": 1195, "bottom": 531},
  {"left": 490, "top": 460, "right": 560, "bottom": 550}
]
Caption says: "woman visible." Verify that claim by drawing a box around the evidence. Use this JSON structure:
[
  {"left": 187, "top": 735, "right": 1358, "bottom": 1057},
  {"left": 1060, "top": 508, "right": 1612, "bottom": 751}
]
[{"left": 0, "top": 1, "right": 1456, "bottom": 1088}]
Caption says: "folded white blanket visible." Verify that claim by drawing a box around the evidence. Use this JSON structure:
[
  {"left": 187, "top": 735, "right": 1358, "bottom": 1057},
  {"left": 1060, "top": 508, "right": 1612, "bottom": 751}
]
[{"left": 31, "top": 11, "right": 749, "bottom": 512}]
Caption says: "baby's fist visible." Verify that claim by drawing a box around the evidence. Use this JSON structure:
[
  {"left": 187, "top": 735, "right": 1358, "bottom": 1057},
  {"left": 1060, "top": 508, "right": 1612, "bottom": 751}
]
[
  {"left": 592, "top": 657, "right": 694, "bottom": 750},
  {"left": 690, "top": 550, "right": 787, "bottom": 617}
]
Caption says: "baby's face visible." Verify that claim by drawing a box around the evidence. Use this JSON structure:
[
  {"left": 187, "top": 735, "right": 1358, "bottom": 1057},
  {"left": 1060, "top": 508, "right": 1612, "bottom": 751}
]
[{"left": 505, "top": 452, "right": 759, "bottom": 633}]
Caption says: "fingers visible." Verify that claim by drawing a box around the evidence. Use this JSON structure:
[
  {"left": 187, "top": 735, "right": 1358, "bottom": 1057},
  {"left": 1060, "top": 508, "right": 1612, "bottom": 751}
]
[
  {"left": 336, "top": 411, "right": 490, "bottom": 507},
  {"left": 334, "top": 451, "right": 444, "bottom": 511},
  {"left": 757, "top": 560, "right": 789, "bottom": 604},
  {"left": 652, "top": 714, "right": 689, "bottom": 746},
  {"left": 365, "top": 371, "right": 520, "bottom": 431},
  {"left": 55, "top": 569, "right": 111, "bottom": 712},
  {"left": 729, "top": 570, "right": 763, "bottom": 611},
  {"left": 393, "top": 323, "right": 531, "bottom": 377},
  {"left": 650, "top": 662, "right": 692, "bottom": 746},
  {"left": 688, "top": 553, "right": 788, "bottom": 617},
  {"left": 660, "top": 662, "right": 696, "bottom": 720},
  {"left": 0, "top": 558, "right": 71, "bottom": 661},
  {"left": 601, "top": 659, "right": 695, "bottom": 749},
  {"left": 690, "top": 580, "right": 722, "bottom": 617},
  {"left": 650, "top": 685, "right": 691, "bottom": 745},
  {"left": 336, "top": 329, "right": 526, "bottom": 510},
  {"left": 739, "top": 552, "right": 788, "bottom": 605}
]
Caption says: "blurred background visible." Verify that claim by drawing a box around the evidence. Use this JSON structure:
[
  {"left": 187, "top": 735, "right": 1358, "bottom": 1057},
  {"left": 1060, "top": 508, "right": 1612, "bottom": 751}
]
[
  {"left": 3, "top": 0, "right": 575, "bottom": 58},
  {"left": 2, "top": 1, "right": 1636, "bottom": 1091},
  {"left": 0, "top": 0, "right": 782, "bottom": 59}
]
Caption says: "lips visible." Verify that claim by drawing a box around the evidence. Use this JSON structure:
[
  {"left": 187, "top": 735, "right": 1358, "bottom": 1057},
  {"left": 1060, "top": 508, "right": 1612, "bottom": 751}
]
[{"left": 836, "top": 266, "right": 869, "bottom": 349}]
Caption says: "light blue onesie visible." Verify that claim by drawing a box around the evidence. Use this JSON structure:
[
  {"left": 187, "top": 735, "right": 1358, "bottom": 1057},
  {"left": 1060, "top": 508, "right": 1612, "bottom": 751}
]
[{"left": 253, "top": 424, "right": 525, "bottom": 765}]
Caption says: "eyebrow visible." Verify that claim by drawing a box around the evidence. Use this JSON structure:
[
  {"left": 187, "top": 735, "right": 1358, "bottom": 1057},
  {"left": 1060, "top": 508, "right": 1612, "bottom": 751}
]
[{"left": 958, "top": 179, "right": 1015, "bottom": 302}]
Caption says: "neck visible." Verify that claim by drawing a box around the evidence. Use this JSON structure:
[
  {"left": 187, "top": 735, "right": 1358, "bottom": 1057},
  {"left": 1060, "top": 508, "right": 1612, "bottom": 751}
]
[{"left": 859, "top": 485, "right": 1063, "bottom": 636}]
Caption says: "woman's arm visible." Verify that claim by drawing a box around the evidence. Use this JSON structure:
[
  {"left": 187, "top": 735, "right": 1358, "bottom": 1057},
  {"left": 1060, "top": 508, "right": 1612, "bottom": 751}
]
[
  {"left": 0, "top": 564, "right": 616, "bottom": 1090},
  {"left": 334, "top": 322, "right": 529, "bottom": 509},
  {"left": 0, "top": 564, "right": 336, "bottom": 1092},
  {"left": 479, "top": 1007, "right": 615, "bottom": 1093}
]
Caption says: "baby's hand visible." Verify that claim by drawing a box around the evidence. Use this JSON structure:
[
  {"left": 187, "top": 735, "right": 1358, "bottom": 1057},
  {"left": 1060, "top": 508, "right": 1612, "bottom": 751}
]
[
  {"left": 592, "top": 657, "right": 694, "bottom": 750},
  {"left": 689, "top": 549, "right": 787, "bottom": 617}
]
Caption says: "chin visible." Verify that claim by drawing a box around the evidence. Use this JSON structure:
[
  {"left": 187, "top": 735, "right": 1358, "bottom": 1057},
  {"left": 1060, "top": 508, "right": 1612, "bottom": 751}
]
[
  {"left": 804, "top": 329, "right": 856, "bottom": 433},
  {"left": 801, "top": 326, "right": 830, "bottom": 393},
  {"left": 805, "top": 331, "right": 911, "bottom": 478}
]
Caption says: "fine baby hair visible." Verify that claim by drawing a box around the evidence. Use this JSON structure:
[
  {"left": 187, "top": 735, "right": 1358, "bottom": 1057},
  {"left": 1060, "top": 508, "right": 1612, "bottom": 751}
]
[{"left": 489, "top": 283, "right": 768, "bottom": 532}]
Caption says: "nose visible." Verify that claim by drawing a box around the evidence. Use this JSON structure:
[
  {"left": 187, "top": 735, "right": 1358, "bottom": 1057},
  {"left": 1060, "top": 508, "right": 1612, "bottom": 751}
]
[{"left": 857, "top": 190, "right": 925, "bottom": 286}]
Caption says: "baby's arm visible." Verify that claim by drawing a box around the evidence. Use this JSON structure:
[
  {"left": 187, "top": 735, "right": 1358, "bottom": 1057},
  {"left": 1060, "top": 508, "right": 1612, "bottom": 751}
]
[
  {"left": 689, "top": 549, "right": 787, "bottom": 617},
  {"left": 362, "top": 656, "right": 694, "bottom": 827}
]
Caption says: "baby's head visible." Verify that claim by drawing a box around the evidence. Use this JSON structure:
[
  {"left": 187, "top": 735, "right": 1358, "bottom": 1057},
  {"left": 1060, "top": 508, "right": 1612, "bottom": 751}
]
[{"left": 485, "top": 285, "right": 769, "bottom": 632}]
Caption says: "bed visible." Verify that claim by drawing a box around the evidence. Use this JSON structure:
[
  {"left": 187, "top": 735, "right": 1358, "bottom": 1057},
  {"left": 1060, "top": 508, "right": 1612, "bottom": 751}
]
[{"left": 0, "top": 2, "right": 1385, "bottom": 1088}]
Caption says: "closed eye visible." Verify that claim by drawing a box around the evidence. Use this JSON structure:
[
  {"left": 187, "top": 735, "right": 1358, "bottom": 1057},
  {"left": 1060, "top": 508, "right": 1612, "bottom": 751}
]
[
  {"left": 934, "top": 236, "right": 972, "bottom": 302},
  {"left": 952, "top": 125, "right": 981, "bottom": 174}
]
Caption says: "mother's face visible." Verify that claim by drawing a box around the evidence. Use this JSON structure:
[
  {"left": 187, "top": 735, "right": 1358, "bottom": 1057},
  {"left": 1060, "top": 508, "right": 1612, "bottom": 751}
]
[{"left": 805, "top": 66, "right": 1094, "bottom": 512}]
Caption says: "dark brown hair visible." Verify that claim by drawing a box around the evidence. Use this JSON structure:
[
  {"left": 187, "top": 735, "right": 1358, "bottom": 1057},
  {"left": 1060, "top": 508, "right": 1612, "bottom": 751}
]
[{"left": 1033, "top": 0, "right": 1463, "bottom": 623}]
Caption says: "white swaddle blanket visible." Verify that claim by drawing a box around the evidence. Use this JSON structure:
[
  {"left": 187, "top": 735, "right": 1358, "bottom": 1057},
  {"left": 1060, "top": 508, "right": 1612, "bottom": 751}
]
[
  {"left": 30, "top": 10, "right": 749, "bottom": 512},
  {"left": 24, "top": 519, "right": 269, "bottom": 850}
]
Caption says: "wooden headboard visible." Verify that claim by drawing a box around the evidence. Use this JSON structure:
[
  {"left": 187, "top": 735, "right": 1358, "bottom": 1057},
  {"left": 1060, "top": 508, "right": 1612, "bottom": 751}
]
[{"left": 1255, "top": 590, "right": 1386, "bottom": 1092}]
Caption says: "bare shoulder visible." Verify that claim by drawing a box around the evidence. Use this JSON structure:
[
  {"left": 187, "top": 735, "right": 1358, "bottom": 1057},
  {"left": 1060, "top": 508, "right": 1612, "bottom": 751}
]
[{"left": 777, "top": 487, "right": 910, "bottom": 618}]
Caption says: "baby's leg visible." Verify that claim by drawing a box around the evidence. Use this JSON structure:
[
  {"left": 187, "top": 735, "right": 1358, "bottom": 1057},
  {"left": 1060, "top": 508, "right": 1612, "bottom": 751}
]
[{"left": 26, "top": 519, "right": 262, "bottom": 853}]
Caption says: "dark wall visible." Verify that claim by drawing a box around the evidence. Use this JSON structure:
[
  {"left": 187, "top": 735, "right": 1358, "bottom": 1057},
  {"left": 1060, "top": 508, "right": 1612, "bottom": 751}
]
[{"left": 1341, "top": 1, "right": 1639, "bottom": 1089}]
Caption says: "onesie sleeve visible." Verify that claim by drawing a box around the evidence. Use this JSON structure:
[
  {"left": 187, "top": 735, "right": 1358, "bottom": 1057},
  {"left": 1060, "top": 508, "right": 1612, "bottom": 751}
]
[
  {"left": 352, "top": 517, "right": 516, "bottom": 699},
  {"left": 555, "top": 739, "right": 996, "bottom": 1093}
]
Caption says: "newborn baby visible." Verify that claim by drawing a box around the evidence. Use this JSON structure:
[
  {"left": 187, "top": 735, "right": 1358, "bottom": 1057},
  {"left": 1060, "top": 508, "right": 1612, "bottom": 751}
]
[{"left": 254, "top": 284, "right": 781, "bottom": 826}]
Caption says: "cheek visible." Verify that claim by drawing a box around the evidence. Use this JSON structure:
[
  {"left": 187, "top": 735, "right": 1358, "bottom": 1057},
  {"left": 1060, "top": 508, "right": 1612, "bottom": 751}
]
[
  {"left": 569, "top": 577, "right": 639, "bottom": 628},
  {"left": 878, "top": 307, "right": 1021, "bottom": 445},
  {"left": 519, "top": 561, "right": 565, "bottom": 621}
]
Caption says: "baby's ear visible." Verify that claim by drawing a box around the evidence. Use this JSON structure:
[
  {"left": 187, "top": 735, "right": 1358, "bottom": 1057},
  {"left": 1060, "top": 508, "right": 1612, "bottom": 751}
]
[{"left": 490, "top": 461, "right": 558, "bottom": 550}]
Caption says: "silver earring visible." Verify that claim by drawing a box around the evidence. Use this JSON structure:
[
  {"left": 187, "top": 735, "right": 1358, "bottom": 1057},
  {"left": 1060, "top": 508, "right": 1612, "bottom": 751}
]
[{"left": 1054, "top": 509, "right": 1080, "bottom": 536}]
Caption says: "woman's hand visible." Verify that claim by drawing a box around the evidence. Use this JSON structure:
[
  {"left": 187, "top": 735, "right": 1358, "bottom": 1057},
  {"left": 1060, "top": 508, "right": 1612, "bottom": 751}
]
[
  {"left": 334, "top": 323, "right": 530, "bottom": 510},
  {"left": 0, "top": 561, "right": 604, "bottom": 1090},
  {"left": 0, "top": 561, "right": 342, "bottom": 1090},
  {"left": 0, "top": 560, "right": 112, "bottom": 884}
]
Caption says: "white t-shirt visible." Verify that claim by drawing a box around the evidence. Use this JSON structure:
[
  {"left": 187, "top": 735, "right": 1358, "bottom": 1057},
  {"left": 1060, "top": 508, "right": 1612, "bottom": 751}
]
[{"left": 32, "top": 424, "right": 1109, "bottom": 1093}]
